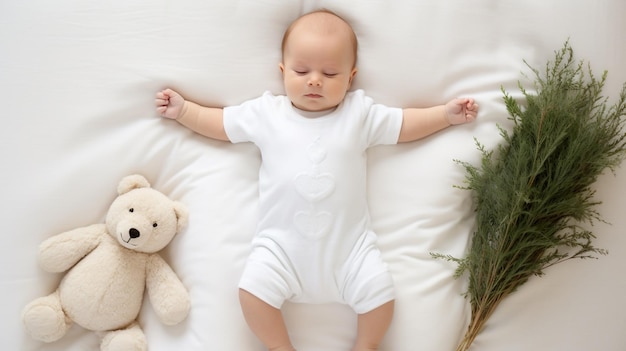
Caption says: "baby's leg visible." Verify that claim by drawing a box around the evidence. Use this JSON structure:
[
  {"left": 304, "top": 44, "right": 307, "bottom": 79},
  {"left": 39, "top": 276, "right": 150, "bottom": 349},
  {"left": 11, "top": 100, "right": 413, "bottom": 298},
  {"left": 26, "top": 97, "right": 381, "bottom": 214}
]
[
  {"left": 239, "top": 289, "right": 295, "bottom": 351},
  {"left": 351, "top": 300, "right": 394, "bottom": 351}
]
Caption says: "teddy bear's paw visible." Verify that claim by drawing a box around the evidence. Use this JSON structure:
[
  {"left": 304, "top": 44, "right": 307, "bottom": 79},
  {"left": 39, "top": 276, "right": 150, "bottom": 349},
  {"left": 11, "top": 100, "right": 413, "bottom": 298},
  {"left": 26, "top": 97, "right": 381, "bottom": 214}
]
[
  {"left": 100, "top": 323, "right": 147, "bottom": 351},
  {"left": 22, "top": 300, "right": 71, "bottom": 342}
]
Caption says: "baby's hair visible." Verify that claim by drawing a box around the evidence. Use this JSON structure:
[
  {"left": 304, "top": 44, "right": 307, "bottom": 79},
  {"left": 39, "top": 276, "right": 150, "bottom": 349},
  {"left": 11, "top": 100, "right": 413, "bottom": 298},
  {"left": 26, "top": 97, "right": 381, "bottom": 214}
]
[{"left": 281, "top": 9, "right": 358, "bottom": 67}]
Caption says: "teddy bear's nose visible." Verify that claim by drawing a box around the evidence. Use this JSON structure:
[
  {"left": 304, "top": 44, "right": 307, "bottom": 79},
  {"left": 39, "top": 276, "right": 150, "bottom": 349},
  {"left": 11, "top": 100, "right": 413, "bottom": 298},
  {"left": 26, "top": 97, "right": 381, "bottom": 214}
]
[{"left": 129, "top": 228, "right": 140, "bottom": 239}]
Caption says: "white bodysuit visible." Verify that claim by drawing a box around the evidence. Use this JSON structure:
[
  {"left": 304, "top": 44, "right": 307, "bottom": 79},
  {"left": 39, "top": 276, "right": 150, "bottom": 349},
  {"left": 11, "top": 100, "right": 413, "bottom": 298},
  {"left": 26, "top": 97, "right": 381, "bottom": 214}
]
[{"left": 224, "top": 89, "right": 403, "bottom": 313}]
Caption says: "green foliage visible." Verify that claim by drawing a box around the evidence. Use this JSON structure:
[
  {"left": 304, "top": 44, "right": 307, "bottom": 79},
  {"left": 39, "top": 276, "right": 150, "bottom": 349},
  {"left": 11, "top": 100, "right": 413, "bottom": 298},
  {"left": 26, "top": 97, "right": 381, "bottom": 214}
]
[{"left": 437, "top": 41, "right": 626, "bottom": 351}]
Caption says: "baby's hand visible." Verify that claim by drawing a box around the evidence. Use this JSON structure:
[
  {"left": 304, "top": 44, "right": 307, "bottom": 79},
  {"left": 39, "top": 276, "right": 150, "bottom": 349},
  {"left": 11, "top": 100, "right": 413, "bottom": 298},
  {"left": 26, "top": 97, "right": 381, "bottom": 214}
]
[
  {"left": 155, "top": 89, "right": 185, "bottom": 120},
  {"left": 445, "top": 98, "right": 479, "bottom": 125}
]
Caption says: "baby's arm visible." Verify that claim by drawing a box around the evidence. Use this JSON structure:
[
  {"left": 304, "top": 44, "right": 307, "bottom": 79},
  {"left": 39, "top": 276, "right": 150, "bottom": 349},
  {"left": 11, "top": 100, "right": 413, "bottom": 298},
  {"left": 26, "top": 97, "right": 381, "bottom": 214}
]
[
  {"left": 155, "top": 89, "right": 229, "bottom": 141},
  {"left": 398, "top": 98, "right": 478, "bottom": 143}
]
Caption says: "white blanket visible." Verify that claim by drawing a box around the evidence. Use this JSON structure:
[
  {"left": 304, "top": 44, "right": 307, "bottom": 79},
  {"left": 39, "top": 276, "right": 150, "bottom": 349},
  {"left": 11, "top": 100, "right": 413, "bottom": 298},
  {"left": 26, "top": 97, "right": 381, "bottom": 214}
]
[{"left": 3, "top": 1, "right": 625, "bottom": 350}]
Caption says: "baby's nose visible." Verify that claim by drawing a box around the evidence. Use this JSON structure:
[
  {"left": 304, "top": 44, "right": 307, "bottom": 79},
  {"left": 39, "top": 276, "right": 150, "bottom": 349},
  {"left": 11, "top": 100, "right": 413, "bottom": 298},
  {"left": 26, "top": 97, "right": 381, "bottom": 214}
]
[{"left": 307, "top": 73, "right": 322, "bottom": 87}]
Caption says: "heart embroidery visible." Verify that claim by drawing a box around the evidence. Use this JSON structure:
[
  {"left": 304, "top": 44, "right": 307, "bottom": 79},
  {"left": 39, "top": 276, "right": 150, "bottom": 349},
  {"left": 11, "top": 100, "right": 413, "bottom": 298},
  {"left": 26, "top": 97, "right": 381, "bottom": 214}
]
[
  {"left": 294, "top": 172, "right": 335, "bottom": 202},
  {"left": 294, "top": 211, "right": 332, "bottom": 240}
]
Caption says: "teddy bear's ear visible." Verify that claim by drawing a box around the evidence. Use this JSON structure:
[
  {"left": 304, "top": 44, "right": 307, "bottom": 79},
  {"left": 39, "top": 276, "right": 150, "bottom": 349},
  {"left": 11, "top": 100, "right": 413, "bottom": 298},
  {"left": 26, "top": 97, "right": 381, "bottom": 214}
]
[
  {"left": 117, "top": 174, "right": 151, "bottom": 195},
  {"left": 173, "top": 201, "right": 189, "bottom": 233}
]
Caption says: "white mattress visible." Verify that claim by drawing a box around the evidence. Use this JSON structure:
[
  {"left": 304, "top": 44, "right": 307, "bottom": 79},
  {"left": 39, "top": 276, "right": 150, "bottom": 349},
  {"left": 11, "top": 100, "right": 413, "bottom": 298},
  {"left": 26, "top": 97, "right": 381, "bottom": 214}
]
[{"left": 3, "top": 1, "right": 625, "bottom": 350}]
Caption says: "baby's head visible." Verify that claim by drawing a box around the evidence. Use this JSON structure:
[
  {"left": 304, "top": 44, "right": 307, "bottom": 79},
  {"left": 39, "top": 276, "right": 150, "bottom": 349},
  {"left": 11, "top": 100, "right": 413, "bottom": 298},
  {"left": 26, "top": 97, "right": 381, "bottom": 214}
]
[
  {"left": 279, "top": 10, "right": 359, "bottom": 112},
  {"left": 281, "top": 10, "right": 358, "bottom": 67}
]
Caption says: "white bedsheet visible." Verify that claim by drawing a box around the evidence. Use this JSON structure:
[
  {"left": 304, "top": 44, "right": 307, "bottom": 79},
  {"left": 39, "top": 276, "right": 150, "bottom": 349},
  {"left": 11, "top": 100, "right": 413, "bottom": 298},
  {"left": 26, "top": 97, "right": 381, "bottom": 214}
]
[{"left": 3, "top": 1, "right": 625, "bottom": 350}]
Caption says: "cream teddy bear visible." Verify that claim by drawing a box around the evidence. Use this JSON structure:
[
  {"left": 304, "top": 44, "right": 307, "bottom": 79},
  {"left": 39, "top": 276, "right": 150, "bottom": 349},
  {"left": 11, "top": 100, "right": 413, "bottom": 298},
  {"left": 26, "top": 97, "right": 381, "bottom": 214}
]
[{"left": 22, "top": 174, "right": 190, "bottom": 351}]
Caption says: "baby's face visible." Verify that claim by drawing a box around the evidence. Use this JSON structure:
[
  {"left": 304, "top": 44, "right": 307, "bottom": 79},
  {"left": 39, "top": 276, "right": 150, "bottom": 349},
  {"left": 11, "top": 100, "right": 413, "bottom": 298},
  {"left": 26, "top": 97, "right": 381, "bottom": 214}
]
[{"left": 280, "top": 26, "right": 357, "bottom": 112}]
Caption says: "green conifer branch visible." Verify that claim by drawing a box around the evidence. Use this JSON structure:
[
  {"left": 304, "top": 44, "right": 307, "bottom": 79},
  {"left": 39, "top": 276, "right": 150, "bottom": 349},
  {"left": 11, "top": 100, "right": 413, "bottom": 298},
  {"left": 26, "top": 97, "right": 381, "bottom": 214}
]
[{"left": 435, "top": 41, "right": 626, "bottom": 351}]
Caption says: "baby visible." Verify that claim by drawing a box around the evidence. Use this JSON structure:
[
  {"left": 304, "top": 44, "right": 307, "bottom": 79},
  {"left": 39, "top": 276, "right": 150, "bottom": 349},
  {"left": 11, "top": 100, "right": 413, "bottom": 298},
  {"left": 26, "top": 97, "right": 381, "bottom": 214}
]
[{"left": 156, "top": 9, "right": 478, "bottom": 351}]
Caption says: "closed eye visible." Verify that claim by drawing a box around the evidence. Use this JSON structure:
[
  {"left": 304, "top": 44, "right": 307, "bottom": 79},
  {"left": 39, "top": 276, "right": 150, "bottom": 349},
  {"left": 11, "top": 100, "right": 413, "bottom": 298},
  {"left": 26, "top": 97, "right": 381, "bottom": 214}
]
[
  {"left": 294, "top": 70, "right": 308, "bottom": 75},
  {"left": 324, "top": 73, "right": 338, "bottom": 78}
]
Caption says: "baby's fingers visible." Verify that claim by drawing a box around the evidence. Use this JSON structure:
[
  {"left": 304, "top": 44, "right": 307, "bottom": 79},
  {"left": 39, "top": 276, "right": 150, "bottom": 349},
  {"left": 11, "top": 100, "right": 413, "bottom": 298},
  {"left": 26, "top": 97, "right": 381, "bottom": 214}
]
[{"left": 155, "top": 97, "right": 169, "bottom": 107}]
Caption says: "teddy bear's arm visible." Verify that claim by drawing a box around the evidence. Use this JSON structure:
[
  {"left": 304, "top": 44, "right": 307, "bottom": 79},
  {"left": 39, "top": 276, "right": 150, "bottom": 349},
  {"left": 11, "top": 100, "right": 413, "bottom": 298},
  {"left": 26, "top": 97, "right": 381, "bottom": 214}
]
[
  {"left": 145, "top": 254, "right": 190, "bottom": 325},
  {"left": 38, "top": 224, "right": 105, "bottom": 273}
]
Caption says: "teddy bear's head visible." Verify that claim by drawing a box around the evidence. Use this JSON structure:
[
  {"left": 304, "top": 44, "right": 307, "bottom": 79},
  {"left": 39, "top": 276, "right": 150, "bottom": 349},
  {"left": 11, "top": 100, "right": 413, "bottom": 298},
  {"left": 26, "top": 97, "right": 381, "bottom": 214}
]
[{"left": 105, "top": 175, "right": 188, "bottom": 253}]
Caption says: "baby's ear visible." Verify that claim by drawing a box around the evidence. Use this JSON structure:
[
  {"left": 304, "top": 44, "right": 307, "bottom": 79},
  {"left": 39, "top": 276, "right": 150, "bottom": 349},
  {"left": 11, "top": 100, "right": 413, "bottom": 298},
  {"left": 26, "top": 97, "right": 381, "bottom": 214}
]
[
  {"left": 279, "top": 63, "right": 285, "bottom": 74},
  {"left": 348, "top": 67, "right": 358, "bottom": 86}
]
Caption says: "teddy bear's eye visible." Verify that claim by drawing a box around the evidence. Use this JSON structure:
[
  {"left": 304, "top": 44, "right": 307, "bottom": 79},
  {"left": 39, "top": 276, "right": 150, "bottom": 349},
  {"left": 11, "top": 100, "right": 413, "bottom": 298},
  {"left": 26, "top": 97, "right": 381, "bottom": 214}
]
[
  {"left": 153, "top": 222, "right": 158, "bottom": 228},
  {"left": 129, "top": 208, "right": 134, "bottom": 213}
]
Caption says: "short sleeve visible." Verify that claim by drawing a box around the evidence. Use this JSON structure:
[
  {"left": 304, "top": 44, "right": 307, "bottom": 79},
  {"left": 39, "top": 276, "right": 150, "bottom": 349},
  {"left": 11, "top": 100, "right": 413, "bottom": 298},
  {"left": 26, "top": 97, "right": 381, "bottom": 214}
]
[
  {"left": 347, "top": 90, "right": 403, "bottom": 148},
  {"left": 223, "top": 92, "right": 274, "bottom": 144},
  {"left": 364, "top": 102, "right": 403, "bottom": 147}
]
